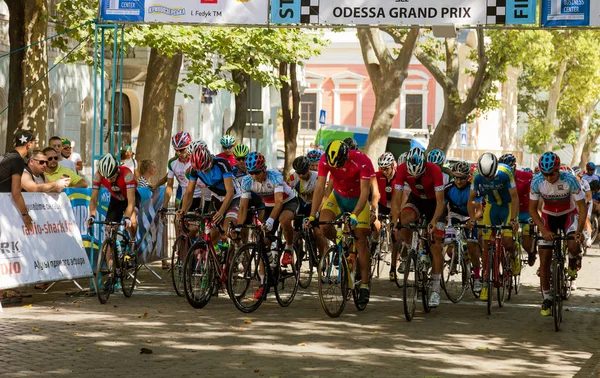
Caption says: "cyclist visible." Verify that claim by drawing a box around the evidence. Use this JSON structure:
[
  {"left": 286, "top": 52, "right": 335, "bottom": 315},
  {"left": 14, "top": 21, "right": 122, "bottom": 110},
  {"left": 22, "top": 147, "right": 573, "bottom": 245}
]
[
  {"left": 467, "top": 153, "right": 519, "bottom": 302},
  {"left": 573, "top": 166, "right": 593, "bottom": 248},
  {"left": 530, "top": 152, "right": 586, "bottom": 316},
  {"left": 180, "top": 146, "right": 240, "bottom": 244},
  {"left": 288, "top": 156, "right": 318, "bottom": 219},
  {"left": 391, "top": 147, "right": 446, "bottom": 307},
  {"left": 306, "top": 149, "right": 322, "bottom": 172},
  {"left": 373, "top": 152, "right": 399, "bottom": 281},
  {"left": 237, "top": 152, "right": 298, "bottom": 299},
  {"left": 499, "top": 153, "right": 533, "bottom": 270},
  {"left": 428, "top": 149, "right": 451, "bottom": 185},
  {"left": 87, "top": 154, "right": 139, "bottom": 248},
  {"left": 343, "top": 137, "right": 359, "bottom": 151},
  {"left": 306, "top": 140, "right": 375, "bottom": 305},
  {"left": 216, "top": 134, "right": 237, "bottom": 167},
  {"left": 444, "top": 161, "right": 483, "bottom": 293},
  {"left": 232, "top": 144, "right": 250, "bottom": 181}
]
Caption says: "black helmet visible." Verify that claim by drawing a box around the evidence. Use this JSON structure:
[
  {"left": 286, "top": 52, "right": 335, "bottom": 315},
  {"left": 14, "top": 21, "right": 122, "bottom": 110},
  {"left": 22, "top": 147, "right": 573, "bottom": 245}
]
[
  {"left": 292, "top": 156, "right": 310, "bottom": 174},
  {"left": 343, "top": 137, "right": 358, "bottom": 151}
]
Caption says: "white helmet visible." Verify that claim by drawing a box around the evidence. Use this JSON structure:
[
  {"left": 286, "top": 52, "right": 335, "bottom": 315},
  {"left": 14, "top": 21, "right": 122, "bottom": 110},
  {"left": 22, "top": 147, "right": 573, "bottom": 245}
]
[
  {"left": 378, "top": 152, "right": 396, "bottom": 168},
  {"left": 397, "top": 152, "right": 409, "bottom": 166},
  {"left": 478, "top": 152, "right": 498, "bottom": 178},
  {"left": 97, "top": 153, "right": 118, "bottom": 178},
  {"left": 406, "top": 147, "right": 426, "bottom": 177},
  {"left": 187, "top": 140, "right": 207, "bottom": 154}
]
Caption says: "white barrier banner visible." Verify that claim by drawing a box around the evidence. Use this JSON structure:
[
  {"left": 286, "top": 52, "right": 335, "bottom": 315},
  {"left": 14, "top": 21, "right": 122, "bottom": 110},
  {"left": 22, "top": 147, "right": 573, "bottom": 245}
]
[
  {"left": 0, "top": 193, "right": 93, "bottom": 290},
  {"left": 144, "top": 0, "right": 269, "bottom": 25}
]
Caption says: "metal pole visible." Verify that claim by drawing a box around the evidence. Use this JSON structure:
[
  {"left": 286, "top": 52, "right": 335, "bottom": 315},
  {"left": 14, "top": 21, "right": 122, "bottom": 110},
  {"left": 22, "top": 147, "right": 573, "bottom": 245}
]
[
  {"left": 117, "top": 25, "right": 124, "bottom": 154},
  {"left": 100, "top": 27, "right": 106, "bottom": 157},
  {"left": 92, "top": 24, "right": 99, "bottom": 178},
  {"left": 110, "top": 24, "right": 118, "bottom": 158}
]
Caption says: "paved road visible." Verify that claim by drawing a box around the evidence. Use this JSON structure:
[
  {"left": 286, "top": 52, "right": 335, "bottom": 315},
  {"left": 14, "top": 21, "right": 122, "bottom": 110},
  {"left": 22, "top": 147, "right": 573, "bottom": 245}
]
[{"left": 2, "top": 248, "right": 600, "bottom": 378}]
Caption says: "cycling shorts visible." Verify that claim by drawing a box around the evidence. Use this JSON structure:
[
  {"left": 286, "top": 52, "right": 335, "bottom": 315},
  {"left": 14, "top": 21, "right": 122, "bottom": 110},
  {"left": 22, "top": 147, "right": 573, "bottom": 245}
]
[
  {"left": 445, "top": 213, "right": 478, "bottom": 243},
  {"left": 210, "top": 197, "right": 240, "bottom": 220},
  {"left": 401, "top": 193, "right": 445, "bottom": 236},
  {"left": 481, "top": 203, "right": 513, "bottom": 241},
  {"left": 538, "top": 209, "right": 578, "bottom": 247},
  {"left": 518, "top": 211, "right": 531, "bottom": 236},
  {"left": 322, "top": 190, "right": 370, "bottom": 229},
  {"left": 106, "top": 190, "right": 141, "bottom": 223},
  {"left": 378, "top": 204, "right": 391, "bottom": 216}
]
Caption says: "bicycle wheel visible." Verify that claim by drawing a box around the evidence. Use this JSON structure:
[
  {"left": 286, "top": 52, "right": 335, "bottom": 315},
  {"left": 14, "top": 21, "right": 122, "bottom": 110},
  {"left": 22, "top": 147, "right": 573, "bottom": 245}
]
[
  {"left": 563, "top": 265, "right": 572, "bottom": 300},
  {"left": 274, "top": 247, "right": 300, "bottom": 307},
  {"left": 395, "top": 244, "right": 408, "bottom": 289},
  {"left": 591, "top": 215, "right": 598, "bottom": 244},
  {"left": 171, "top": 235, "right": 187, "bottom": 297},
  {"left": 422, "top": 262, "right": 432, "bottom": 314},
  {"left": 403, "top": 251, "right": 418, "bottom": 321},
  {"left": 94, "top": 240, "right": 116, "bottom": 304},
  {"left": 121, "top": 246, "right": 138, "bottom": 298},
  {"left": 487, "top": 247, "right": 494, "bottom": 315},
  {"left": 318, "top": 246, "right": 347, "bottom": 318},
  {"left": 228, "top": 243, "right": 265, "bottom": 313},
  {"left": 497, "top": 250, "right": 510, "bottom": 308},
  {"left": 183, "top": 242, "right": 215, "bottom": 309},
  {"left": 552, "top": 260, "right": 563, "bottom": 331},
  {"left": 442, "top": 241, "right": 468, "bottom": 303},
  {"left": 293, "top": 232, "right": 313, "bottom": 289},
  {"left": 353, "top": 257, "right": 373, "bottom": 312}
]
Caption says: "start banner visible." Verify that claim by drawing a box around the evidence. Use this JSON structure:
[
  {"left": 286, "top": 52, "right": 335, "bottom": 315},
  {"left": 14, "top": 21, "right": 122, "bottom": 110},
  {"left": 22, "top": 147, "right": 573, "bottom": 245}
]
[{"left": 0, "top": 193, "right": 93, "bottom": 291}]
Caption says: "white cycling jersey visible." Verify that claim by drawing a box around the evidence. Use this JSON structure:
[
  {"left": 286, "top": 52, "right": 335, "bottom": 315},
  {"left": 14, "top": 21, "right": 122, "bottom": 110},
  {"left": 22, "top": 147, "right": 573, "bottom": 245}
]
[
  {"left": 288, "top": 170, "right": 318, "bottom": 204},
  {"left": 167, "top": 156, "right": 208, "bottom": 199},
  {"left": 241, "top": 169, "right": 295, "bottom": 207},
  {"left": 530, "top": 171, "right": 585, "bottom": 216}
]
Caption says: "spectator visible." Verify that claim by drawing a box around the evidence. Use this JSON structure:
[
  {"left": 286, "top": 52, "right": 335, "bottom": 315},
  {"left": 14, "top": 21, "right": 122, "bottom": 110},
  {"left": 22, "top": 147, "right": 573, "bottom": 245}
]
[
  {"left": 21, "top": 149, "right": 69, "bottom": 192},
  {"left": 121, "top": 145, "right": 138, "bottom": 178},
  {"left": 138, "top": 159, "right": 157, "bottom": 188},
  {"left": 43, "top": 147, "right": 88, "bottom": 188},
  {"left": 48, "top": 136, "right": 76, "bottom": 172},
  {"left": 63, "top": 139, "right": 83, "bottom": 173},
  {"left": 0, "top": 130, "right": 35, "bottom": 305}
]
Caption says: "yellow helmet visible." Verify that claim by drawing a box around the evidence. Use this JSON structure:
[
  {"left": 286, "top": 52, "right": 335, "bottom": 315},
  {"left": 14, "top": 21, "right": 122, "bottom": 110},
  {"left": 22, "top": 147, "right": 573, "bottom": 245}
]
[{"left": 325, "top": 140, "right": 349, "bottom": 168}]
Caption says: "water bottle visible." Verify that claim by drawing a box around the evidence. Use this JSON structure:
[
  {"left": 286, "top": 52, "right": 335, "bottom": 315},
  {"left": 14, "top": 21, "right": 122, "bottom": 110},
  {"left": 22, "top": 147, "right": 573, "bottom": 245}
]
[
  {"left": 419, "top": 251, "right": 430, "bottom": 266},
  {"left": 269, "top": 241, "right": 278, "bottom": 268}
]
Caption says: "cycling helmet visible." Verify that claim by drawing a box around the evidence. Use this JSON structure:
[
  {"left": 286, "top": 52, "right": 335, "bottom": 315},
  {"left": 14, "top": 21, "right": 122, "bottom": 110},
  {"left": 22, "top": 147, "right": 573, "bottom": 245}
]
[
  {"left": 477, "top": 153, "right": 499, "bottom": 178},
  {"left": 586, "top": 162, "right": 596, "bottom": 171},
  {"left": 572, "top": 166, "right": 582, "bottom": 176},
  {"left": 186, "top": 140, "right": 207, "bottom": 154},
  {"left": 377, "top": 152, "right": 395, "bottom": 168},
  {"left": 534, "top": 166, "right": 540, "bottom": 174},
  {"left": 171, "top": 131, "right": 192, "bottom": 149},
  {"left": 398, "top": 152, "right": 409, "bottom": 165},
  {"left": 559, "top": 164, "right": 573, "bottom": 175},
  {"left": 292, "top": 156, "right": 310, "bottom": 174},
  {"left": 233, "top": 144, "right": 250, "bottom": 158},
  {"left": 523, "top": 167, "right": 532, "bottom": 173},
  {"left": 343, "top": 137, "right": 359, "bottom": 151},
  {"left": 499, "top": 153, "right": 517, "bottom": 169},
  {"left": 190, "top": 146, "right": 213, "bottom": 172},
  {"left": 97, "top": 153, "right": 119, "bottom": 178},
  {"left": 538, "top": 152, "right": 561, "bottom": 174},
  {"left": 406, "top": 147, "right": 427, "bottom": 177},
  {"left": 590, "top": 180, "right": 600, "bottom": 192},
  {"left": 220, "top": 134, "right": 236, "bottom": 148},
  {"left": 325, "top": 140, "right": 349, "bottom": 168},
  {"left": 453, "top": 161, "right": 471, "bottom": 176},
  {"left": 246, "top": 152, "right": 266, "bottom": 173},
  {"left": 306, "top": 149, "right": 323, "bottom": 163},
  {"left": 427, "top": 149, "right": 445, "bottom": 166}
]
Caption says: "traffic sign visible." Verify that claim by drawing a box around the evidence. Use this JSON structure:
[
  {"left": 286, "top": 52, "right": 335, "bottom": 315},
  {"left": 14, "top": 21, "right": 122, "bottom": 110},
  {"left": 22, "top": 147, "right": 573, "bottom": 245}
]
[
  {"left": 319, "top": 110, "right": 326, "bottom": 125},
  {"left": 460, "top": 123, "right": 467, "bottom": 146}
]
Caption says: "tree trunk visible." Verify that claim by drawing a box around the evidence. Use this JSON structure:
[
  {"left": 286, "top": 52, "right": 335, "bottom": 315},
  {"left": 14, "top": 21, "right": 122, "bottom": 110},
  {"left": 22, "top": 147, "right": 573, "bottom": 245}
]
[
  {"left": 364, "top": 83, "right": 402, "bottom": 161},
  {"left": 571, "top": 103, "right": 595, "bottom": 167},
  {"left": 136, "top": 48, "right": 182, "bottom": 179},
  {"left": 280, "top": 62, "right": 300, "bottom": 178},
  {"left": 579, "top": 129, "right": 600, "bottom": 167},
  {"left": 428, "top": 102, "right": 463, "bottom": 152},
  {"left": 227, "top": 70, "right": 250, "bottom": 142},
  {"left": 5, "top": 0, "right": 49, "bottom": 148},
  {"left": 544, "top": 58, "right": 567, "bottom": 151}
]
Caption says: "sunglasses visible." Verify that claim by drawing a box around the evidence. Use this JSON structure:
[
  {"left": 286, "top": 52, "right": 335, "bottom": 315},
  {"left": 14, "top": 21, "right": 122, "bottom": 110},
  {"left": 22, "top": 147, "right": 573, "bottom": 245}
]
[
  {"left": 248, "top": 170, "right": 263, "bottom": 175},
  {"left": 62, "top": 146, "right": 71, "bottom": 149},
  {"left": 175, "top": 148, "right": 187, "bottom": 153},
  {"left": 236, "top": 157, "right": 246, "bottom": 161},
  {"left": 47, "top": 156, "right": 58, "bottom": 161},
  {"left": 224, "top": 146, "right": 233, "bottom": 150},
  {"left": 543, "top": 171, "right": 557, "bottom": 177},
  {"left": 33, "top": 159, "right": 48, "bottom": 165},
  {"left": 380, "top": 166, "right": 392, "bottom": 171},
  {"left": 454, "top": 176, "right": 468, "bottom": 181}
]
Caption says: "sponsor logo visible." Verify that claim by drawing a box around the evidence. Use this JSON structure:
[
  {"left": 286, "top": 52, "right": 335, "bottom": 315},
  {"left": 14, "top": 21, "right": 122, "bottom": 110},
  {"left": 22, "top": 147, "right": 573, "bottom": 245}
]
[
  {"left": 385, "top": 186, "right": 392, "bottom": 193},
  {"left": 558, "top": 184, "right": 564, "bottom": 191},
  {"left": 148, "top": 5, "right": 186, "bottom": 16}
]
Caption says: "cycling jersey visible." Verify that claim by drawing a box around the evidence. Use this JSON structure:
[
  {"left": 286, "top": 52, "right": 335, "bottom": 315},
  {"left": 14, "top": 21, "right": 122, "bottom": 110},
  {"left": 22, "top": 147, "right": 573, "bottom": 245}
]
[
  {"left": 93, "top": 166, "right": 136, "bottom": 201},
  {"left": 216, "top": 152, "right": 237, "bottom": 168},
  {"left": 288, "top": 170, "right": 318, "bottom": 205},
  {"left": 241, "top": 169, "right": 295, "bottom": 207},
  {"left": 515, "top": 169, "right": 533, "bottom": 213},
  {"left": 394, "top": 162, "right": 444, "bottom": 200},
  {"left": 445, "top": 182, "right": 481, "bottom": 217},
  {"left": 471, "top": 163, "right": 515, "bottom": 206},
  {"left": 317, "top": 150, "right": 375, "bottom": 199},
  {"left": 582, "top": 173, "right": 600, "bottom": 200},
  {"left": 441, "top": 165, "right": 453, "bottom": 186},
  {"left": 189, "top": 157, "right": 240, "bottom": 201},
  {"left": 375, "top": 170, "right": 396, "bottom": 208},
  {"left": 530, "top": 171, "right": 585, "bottom": 216},
  {"left": 167, "top": 156, "right": 205, "bottom": 199},
  {"left": 232, "top": 165, "right": 247, "bottom": 182}
]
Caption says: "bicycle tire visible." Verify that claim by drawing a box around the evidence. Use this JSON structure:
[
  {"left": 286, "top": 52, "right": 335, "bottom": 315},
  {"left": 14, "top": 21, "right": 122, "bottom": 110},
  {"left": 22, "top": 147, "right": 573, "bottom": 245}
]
[
  {"left": 353, "top": 256, "right": 373, "bottom": 312},
  {"left": 294, "top": 232, "right": 313, "bottom": 289},
  {"left": 442, "top": 241, "right": 468, "bottom": 303},
  {"left": 553, "top": 260, "right": 563, "bottom": 331},
  {"left": 228, "top": 243, "right": 265, "bottom": 313},
  {"left": 121, "top": 246, "right": 138, "bottom": 298},
  {"left": 422, "top": 257, "right": 432, "bottom": 314},
  {"left": 274, "top": 247, "right": 300, "bottom": 307},
  {"left": 183, "top": 242, "right": 215, "bottom": 309},
  {"left": 95, "top": 240, "right": 116, "bottom": 305},
  {"left": 487, "top": 246, "right": 493, "bottom": 315},
  {"left": 395, "top": 244, "right": 408, "bottom": 289},
  {"left": 171, "top": 235, "right": 187, "bottom": 297},
  {"left": 497, "top": 250, "right": 509, "bottom": 307},
  {"left": 318, "top": 246, "right": 347, "bottom": 318},
  {"left": 403, "top": 251, "right": 418, "bottom": 322}
]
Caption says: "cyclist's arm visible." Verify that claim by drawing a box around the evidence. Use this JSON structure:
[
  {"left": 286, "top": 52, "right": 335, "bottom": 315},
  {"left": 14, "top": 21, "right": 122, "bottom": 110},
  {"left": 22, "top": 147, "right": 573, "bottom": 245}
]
[
  {"left": 529, "top": 198, "right": 545, "bottom": 232},
  {"left": 509, "top": 187, "right": 519, "bottom": 222},
  {"left": 218, "top": 176, "right": 235, "bottom": 216},
  {"left": 180, "top": 180, "right": 196, "bottom": 213},
  {"left": 391, "top": 188, "right": 403, "bottom": 225},
  {"left": 472, "top": 201, "right": 483, "bottom": 220},
  {"left": 575, "top": 198, "right": 587, "bottom": 234},
  {"left": 268, "top": 191, "right": 285, "bottom": 222},
  {"left": 432, "top": 189, "right": 445, "bottom": 224},
  {"left": 325, "top": 177, "right": 334, "bottom": 198},
  {"left": 237, "top": 196, "right": 249, "bottom": 226},
  {"left": 163, "top": 177, "right": 175, "bottom": 208},
  {"left": 89, "top": 188, "right": 99, "bottom": 218},
  {"left": 124, "top": 187, "right": 136, "bottom": 219},
  {"left": 586, "top": 190, "right": 593, "bottom": 203},
  {"left": 467, "top": 190, "right": 479, "bottom": 220},
  {"left": 310, "top": 175, "right": 328, "bottom": 218},
  {"left": 370, "top": 177, "right": 380, "bottom": 214},
  {"left": 352, "top": 178, "right": 371, "bottom": 217}
]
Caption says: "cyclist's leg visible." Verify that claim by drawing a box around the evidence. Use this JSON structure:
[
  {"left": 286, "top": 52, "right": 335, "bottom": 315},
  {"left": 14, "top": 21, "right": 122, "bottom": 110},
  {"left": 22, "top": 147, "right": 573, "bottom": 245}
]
[
  {"left": 500, "top": 205, "right": 515, "bottom": 256},
  {"left": 105, "top": 197, "right": 128, "bottom": 265},
  {"left": 538, "top": 213, "right": 558, "bottom": 297},
  {"left": 423, "top": 200, "right": 445, "bottom": 299},
  {"left": 319, "top": 191, "right": 342, "bottom": 242},
  {"left": 351, "top": 199, "right": 372, "bottom": 285},
  {"left": 278, "top": 198, "right": 299, "bottom": 255},
  {"left": 519, "top": 211, "right": 533, "bottom": 254},
  {"left": 479, "top": 204, "right": 494, "bottom": 300},
  {"left": 564, "top": 210, "right": 582, "bottom": 286},
  {"left": 399, "top": 194, "right": 419, "bottom": 249}
]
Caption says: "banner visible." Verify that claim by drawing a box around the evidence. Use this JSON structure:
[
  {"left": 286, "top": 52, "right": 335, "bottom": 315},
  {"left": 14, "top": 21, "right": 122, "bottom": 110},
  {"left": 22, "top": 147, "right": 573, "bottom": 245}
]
[
  {"left": 506, "top": 0, "right": 537, "bottom": 24},
  {"left": 0, "top": 193, "right": 93, "bottom": 291},
  {"left": 541, "top": 0, "right": 590, "bottom": 26},
  {"left": 100, "top": 0, "right": 270, "bottom": 25}
]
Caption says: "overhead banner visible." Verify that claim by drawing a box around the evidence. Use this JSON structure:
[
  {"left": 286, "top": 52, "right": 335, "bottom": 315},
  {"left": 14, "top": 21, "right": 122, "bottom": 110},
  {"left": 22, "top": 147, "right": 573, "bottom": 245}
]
[
  {"left": 506, "top": 0, "right": 537, "bottom": 24},
  {"left": 0, "top": 193, "right": 93, "bottom": 291},
  {"left": 100, "top": 0, "right": 270, "bottom": 25},
  {"left": 541, "top": 0, "right": 590, "bottom": 26}
]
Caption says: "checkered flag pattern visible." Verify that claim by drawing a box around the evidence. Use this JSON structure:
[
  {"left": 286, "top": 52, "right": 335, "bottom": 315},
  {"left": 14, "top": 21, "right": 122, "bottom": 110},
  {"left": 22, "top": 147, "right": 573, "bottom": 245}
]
[
  {"left": 300, "top": 0, "right": 319, "bottom": 24},
  {"left": 487, "top": 0, "right": 506, "bottom": 25}
]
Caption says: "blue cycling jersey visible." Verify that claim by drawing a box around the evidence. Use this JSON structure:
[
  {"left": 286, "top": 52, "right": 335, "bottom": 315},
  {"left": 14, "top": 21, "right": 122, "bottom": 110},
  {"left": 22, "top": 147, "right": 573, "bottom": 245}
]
[
  {"left": 446, "top": 183, "right": 481, "bottom": 217},
  {"left": 471, "top": 163, "right": 516, "bottom": 206},
  {"left": 190, "top": 157, "right": 240, "bottom": 199},
  {"left": 232, "top": 165, "right": 247, "bottom": 180}
]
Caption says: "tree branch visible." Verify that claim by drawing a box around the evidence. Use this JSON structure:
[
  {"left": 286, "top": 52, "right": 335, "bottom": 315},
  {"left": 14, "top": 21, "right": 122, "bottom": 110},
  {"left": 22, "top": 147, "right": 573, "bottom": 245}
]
[
  {"left": 365, "top": 27, "right": 392, "bottom": 66},
  {"left": 357, "top": 28, "right": 383, "bottom": 89},
  {"left": 394, "top": 28, "right": 420, "bottom": 76},
  {"left": 414, "top": 39, "right": 453, "bottom": 92},
  {"left": 460, "top": 26, "right": 490, "bottom": 116}
]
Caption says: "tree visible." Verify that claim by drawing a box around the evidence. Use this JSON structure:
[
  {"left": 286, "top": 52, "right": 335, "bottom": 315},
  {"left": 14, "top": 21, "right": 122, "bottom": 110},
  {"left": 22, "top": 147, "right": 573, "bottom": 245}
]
[
  {"left": 279, "top": 62, "right": 299, "bottom": 177},
  {"left": 5, "top": 0, "right": 49, "bottom": 148},
  {"left": 357, "top": 28, "right": 420, "bottom": 161}
]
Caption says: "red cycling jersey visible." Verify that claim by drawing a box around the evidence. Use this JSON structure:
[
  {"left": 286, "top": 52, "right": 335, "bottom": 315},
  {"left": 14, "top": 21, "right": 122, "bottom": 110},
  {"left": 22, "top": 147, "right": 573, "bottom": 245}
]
[
  {"left": 376, "top": 170, "right": 396, "bottom": 208},
  {"left": 93, "top": 166, "right": 136, "bottom": 201},
  {"left": 216, "top": 152, "right": 237, "bottom": 168},
  {"left": 394, "top": 162, "right": 444, "bottom": 200},
  {"left": 515, "top": 169, "right": 533, "bottom": 213},
  {"left": 318, "top": 150, "right": 375, "bottom": 198}
]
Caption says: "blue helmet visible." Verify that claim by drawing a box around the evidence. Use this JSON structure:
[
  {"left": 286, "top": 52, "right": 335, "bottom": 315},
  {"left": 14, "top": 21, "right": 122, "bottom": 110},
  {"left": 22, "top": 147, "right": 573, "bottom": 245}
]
[
  {"left": 220, "top": 134, "right": 236, "bottom": 148},
  {"left": 586, "top": 162, "right": 596, "bottom": 171},
  {"left": 523, "top": 167, "right": 532, "bottom": 173},
  {"left": 306, "top": 149, "right": 323, "bottom": 163},
  {"left": 245, "top": 152, "right": 266, "bottom": 173},
  {"left": 499, "top": 153, "right": 517, "bottom": 170},
  {"left": 427, "top": 149, "right": 445, "bottom": 166},
  {"left": 538, "top": 152, "right": 561, "bottom": 174}
]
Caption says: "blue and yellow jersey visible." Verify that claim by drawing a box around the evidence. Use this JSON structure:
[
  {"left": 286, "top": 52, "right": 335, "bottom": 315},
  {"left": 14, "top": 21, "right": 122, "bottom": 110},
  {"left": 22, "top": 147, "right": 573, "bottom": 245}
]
[{"left": 471, "top": 163, "right": 516, "bottom": 206}]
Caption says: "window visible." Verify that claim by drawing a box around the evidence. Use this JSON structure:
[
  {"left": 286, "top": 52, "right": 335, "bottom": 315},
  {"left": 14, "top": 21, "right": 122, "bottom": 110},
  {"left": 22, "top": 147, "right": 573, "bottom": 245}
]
[
  {"left": 405, "top": 94, "right": 423, "bottom": 129},
  {"left": 111, "top": 92, "right": 132, "bottom": 148},
  {"left": 300, "top": 93, "right": 317, "bottom": 130}
]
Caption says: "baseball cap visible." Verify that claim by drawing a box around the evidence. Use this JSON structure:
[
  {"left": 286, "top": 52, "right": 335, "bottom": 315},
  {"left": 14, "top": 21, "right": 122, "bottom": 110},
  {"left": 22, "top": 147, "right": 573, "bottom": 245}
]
[
  {"left": 61, "top": 138, "right": 71, "bottom": 147},
  {"left": 14, "top": 130, "right": 36, "bottom": 146}
]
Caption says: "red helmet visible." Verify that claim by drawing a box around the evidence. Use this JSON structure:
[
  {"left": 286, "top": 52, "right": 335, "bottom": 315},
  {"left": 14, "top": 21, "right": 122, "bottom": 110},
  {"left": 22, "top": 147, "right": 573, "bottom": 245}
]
[
  {"left": 245, "top": 152, "right": 266, "bottom": 173},
  {"left": 171, "top": 131, "right": 192, "bottom": 149},
  {"left": 190, "top": 146, "right": 213, "bottom": 172}
]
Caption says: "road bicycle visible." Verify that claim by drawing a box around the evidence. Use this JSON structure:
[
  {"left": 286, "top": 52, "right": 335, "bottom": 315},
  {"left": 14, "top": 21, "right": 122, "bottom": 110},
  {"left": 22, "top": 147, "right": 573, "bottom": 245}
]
[
  {"left": 160, "top": 208, "right": 192, "bottom": 297},
  {"left": 441, "top": 222, "right": 473, "bottom": 303},
  {"left": 293, "top": 215, "right": 320, "bottom": 289},
  {"left": 371, "top": 213, "right": 393, "bottom": 279}
]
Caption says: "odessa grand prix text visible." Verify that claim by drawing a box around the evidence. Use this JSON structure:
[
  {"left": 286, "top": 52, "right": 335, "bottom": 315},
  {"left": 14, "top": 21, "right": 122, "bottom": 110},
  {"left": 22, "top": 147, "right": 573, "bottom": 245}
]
[
  {"left": 22, "top": 221, "right": 77, "bottom": 236},
  {"left": 331, "top": 7, "right": 473, "bottom": 19}
]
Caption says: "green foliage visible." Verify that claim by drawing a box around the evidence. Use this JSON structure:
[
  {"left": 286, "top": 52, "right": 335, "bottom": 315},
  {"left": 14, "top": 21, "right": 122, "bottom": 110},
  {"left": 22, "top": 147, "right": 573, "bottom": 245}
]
[{"left": 523, "top": 119, "right": 553, "bottom": 155}]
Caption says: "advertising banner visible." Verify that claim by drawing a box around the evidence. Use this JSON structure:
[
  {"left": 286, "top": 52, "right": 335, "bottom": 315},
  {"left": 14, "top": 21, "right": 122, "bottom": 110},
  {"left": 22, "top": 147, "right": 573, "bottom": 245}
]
[
  {"left": 0, "top": 193, "right": 93, "bottom": 291},
  {"left": 506, "top": 0, "right": 537, "bottom": 24},
  {"left": 100, "top": 0, "right": 145, "bottom": 22},
  {"left": 541, "top": 0, "right": 590, "bottom": 27}
]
